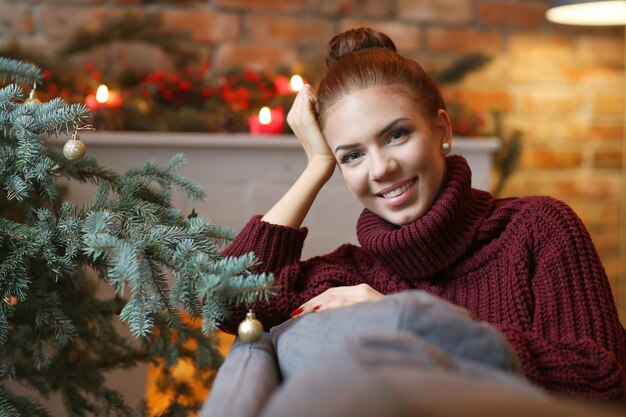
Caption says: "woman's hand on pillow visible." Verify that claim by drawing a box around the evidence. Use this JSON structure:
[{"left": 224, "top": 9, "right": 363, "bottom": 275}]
[{"left": 290, "top": 283, "right": 384, "bottom": 318}]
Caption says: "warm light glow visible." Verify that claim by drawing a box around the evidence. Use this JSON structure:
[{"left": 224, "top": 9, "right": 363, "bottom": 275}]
[
  {"left": 290, "top": 75, "right": 304, "bottom": 92},
  {"left": 259, "top": 106, "right": 272, "bottom": 125},
  {"left": 95, "top": 84, "right": 109, "bottom": 103},
  {"left": 546, "top": 0, "right": 626, "bottom": 25}
]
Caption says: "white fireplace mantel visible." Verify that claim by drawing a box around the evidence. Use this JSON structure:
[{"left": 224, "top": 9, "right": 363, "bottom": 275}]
[{"left": 50, "top": 132, "right": 500, "bottom": 259}]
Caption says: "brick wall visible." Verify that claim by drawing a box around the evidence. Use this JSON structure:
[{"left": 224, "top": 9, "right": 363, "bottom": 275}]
[{"left": 2, "top": 0, "right": 625, "bottom": 320}]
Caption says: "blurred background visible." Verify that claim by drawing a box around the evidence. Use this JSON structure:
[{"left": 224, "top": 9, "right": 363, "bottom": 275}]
[{"left": 1, "top": 0, "right": 625, "bottom": 413}]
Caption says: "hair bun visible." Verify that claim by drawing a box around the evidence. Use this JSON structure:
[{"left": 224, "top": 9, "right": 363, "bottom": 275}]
[{"left": 326, "top": 27, "right": 397, "bottom": 67}]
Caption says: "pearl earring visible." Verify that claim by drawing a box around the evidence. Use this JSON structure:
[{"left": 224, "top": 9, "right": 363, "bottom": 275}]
[{"left": 441, "top": 143, "right": 450, "bottom": 151}]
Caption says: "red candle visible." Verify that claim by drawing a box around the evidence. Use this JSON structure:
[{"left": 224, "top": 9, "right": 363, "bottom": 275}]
[
  {"left": 85, "top": 84, "right": 122, "bottom": 110},
  {"left": 248, "top": 107, "right": 285, "bottom": 135}
]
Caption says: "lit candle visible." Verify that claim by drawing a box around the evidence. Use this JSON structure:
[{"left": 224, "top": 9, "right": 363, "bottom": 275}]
[
  {"left": 96, "top": 84, "right": 109, "bottom": 103},
  {"left": 85, "top": 84, "right": 122, "bottom": 110},
  {"left": 290, "top": 75, "right": 304, "bottom": 92},
  {"left": 259, "top": 106, "right": 272, "bottom": 124},
  {"left": 248, "top": 106, "right": 285, "bottom": 135}
]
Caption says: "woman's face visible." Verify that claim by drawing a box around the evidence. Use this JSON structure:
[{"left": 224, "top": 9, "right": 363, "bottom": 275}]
[{"left": 322, "top": 87, "right": 452, "bottom": 226}]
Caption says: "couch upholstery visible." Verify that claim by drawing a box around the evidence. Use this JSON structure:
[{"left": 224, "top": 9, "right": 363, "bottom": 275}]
[{"left": 201, "top": 291, "right": 626, "bottom": 417}]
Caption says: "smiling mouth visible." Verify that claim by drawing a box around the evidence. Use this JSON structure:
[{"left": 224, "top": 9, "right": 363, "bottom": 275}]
[{"left": 378, "top": 179, "right": 416, "bottom": 199}]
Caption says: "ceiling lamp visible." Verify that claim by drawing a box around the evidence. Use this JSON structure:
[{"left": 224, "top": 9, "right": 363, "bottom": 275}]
[{"left": 546, "top": 0, "right": 626, "bottom": 25}]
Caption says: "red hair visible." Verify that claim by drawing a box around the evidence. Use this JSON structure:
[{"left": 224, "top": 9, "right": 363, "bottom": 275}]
[{"left": 317, "top": 28, "right": 446, "bottom": 128}]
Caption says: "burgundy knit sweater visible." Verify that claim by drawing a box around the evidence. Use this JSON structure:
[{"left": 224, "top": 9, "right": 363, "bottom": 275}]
[{"left": 222, "top": 155, "right": 626, "bottom": 401}]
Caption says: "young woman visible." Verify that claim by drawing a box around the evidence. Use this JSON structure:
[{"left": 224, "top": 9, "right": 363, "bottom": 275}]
[{"left": 221, "top": 28, "right": 626, "bottom": 400}]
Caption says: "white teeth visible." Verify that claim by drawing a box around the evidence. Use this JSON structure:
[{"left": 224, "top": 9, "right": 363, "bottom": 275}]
[{"left": 381, "top": 180, "right": 414, "bottom": 198}]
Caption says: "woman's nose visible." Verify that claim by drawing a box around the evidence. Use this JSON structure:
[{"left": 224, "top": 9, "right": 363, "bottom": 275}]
[{"left": 369, "top": 151, "right": 397, "bottom": 181}]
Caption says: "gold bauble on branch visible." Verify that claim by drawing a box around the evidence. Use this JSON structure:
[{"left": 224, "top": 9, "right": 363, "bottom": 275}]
[
  {"left": 237, "top": 310, "right": 264, "bottom": 343},
  {"left": 63, "top": 132, "right": 87, "bottom": 161},
  {"left": 24, "top": 89, "right": 41, "bottom": 105}
]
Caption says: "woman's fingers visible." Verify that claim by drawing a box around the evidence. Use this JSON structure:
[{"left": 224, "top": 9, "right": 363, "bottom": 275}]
[
  {"left": 287, "top": 85, "right": 334, "bottom": 166},
  {"left": 291, "top": 284, "right": 384, "bottom": 318}
]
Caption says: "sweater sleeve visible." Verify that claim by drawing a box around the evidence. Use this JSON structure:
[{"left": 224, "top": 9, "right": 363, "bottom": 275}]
[
  {"left": 219, "top": 216, "right": 363, "bottom": 334},
  {"left": 497, "top": 198, "right": 626, "bottom": 401},
  {"left": 222, "top": 215, "right": 308, "bottom": 271}
]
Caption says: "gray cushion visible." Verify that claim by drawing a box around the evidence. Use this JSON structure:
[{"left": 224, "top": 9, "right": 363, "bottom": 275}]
[
  {"left": 270, "top": 290, "right": 522, "bottom": 379},
  {"left": 261, "top": 331, "right": 618, "bottom": 417},
  {"left": 200, "top": 333, "right": 279, "bottom": 417}
]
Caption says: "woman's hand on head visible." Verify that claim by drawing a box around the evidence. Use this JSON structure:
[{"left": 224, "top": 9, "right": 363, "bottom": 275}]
[
  {"left": 287, "top": 85, "right": 335, "bottom": 175},
  {"left": 290, "top": 283, "right": 384, "bottom": 317}
]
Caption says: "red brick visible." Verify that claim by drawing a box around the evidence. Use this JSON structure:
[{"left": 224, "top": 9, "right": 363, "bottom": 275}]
[
  {"left": 33, "top": 0, "right": 105, "bottom": 3},
  {"left": 566, "top": 201, "right": 595, "bottom": 225},
  {"left": 312, "top": 0, "right": 393, "bottom": 17},
  {"left": 214, "top": 43, "right": 297, "bottom": 72},
  {"left": 591, "top": 229, "right": 621, "bottom": 253},
  {"left": 246, "top": 15, "right": 335, "bottom": 46},
  {"left": 563, "top": 120, "right": 623, "bottom": 143},
  {"left": 0, "top": 5, "right": 35, "bottom": 35},
  {"left": 597, "top": 201, "right": 622, "bottom": 225},
  {"left": 575, "top": 35, "right": 624, "bottom": 67},
  {"left": 507, "top": 61, "right": 562, "bottom": 84},
  {"left": 311, "top": 0, "right": 355, "bottom": 15},
  {"left": 340, "top": 20, "right": 420, "bottom": 51},
  {"left": 560, "top": 65, "right": 623, "bottom": 86},
  {"left": 358, "top": 0, "right": 396, "bottom": 17},
  {"left": 213, "top": 0, "right": 306, "bottom": 12},
  {"left": 498, "top": 116, "right": 560, "bottom": 144},
  {"left": 426, "top": 27, "right": 502, "bottom": 55},
  {"left": 499, "top": 171, "right": 556, "bottom": 197},
  {"left": 478, "top": 1, "right": 546, "bottom": 28},
  {"left": 519, "top": 147, "right": 583, "bottom": 169},
  {"left": 37, "top": 6, "right": 115, "bottom": 39},
  {"left": 507, "top": 33, "right": 573, "bottom": 62},
  {"left": 554, "top": 173, "right": 621, "bottom": 199},
  {"left": 163, "top": 10, "right": 241, "bottom": 44},
  {"left": 593, "top": 92, "right": 624, "bottom": 115},
  {"left": 593, "top": 148, "right": 623, "bottom": 169},
  {"left": 517, "top": 90, "right": 585, "bottom": 114},
  {"left": 442, "top": 87, "right": 512, "bottom": 113},
  {"left": 107, "top": 41, "right": 178, "bottom": 73},
  {"left": 399, "top": 0, "right": 473, "bottom": 24},
  {"left": 601, "top": 256, "right": 620, "bottom": 290}
]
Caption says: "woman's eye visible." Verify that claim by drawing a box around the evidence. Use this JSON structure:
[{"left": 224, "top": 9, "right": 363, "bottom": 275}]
[
  {"left": 388, "top": 128, "right": 409, "bottom": 142},
  {"left": 341, "top": 151, "right": 363, "bottom": 164}
]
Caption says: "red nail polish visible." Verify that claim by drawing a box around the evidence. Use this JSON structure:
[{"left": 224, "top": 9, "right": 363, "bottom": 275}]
[
  {"left": 290, "top": 307, "right": 304, "bottom": 317},
  {"left": 313, "top": 305, "right": 321, "bottom": 311}
]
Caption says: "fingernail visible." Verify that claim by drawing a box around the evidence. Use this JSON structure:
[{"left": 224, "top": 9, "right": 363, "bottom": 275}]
[
  {"left": 290, "top": 307, "right": 304, "bottom": 317},
  {"left": 313, "top": 305, "right": 321, "bottom": 311}
]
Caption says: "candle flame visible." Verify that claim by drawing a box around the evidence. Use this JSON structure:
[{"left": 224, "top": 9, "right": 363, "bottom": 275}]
[
  {"left": 290, "top": 75, "right": 304, "bottom": 92},
  {"left": 259, "top": 107, "right": 272, "bottom": 125},
  {"left": 96, "top": 84, "right": 109, "bottom": 103}
]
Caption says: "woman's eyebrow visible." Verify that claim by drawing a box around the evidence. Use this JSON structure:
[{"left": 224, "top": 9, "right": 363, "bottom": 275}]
[
  {"left": 334, "top": 143, "right": 358, "bottom": 154},
  {"left": 334, "top": 117, "right": 411, "bottom": 154},
  {"left": 376, "top": 117, "right": 410, "bottom": 138}
]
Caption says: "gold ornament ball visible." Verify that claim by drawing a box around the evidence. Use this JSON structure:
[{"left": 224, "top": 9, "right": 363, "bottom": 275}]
[
  {"left": 63, "top": 138, "right": 87, "bottom": 161},
  {"left": 24, "top": 97, "right": 41, "bottom": 105},
  {"left": 238, "top": 310, "right": 264, "bottom": 343},
  {"left": 25, "top": 90, "right": 41, "bottom": 105}
]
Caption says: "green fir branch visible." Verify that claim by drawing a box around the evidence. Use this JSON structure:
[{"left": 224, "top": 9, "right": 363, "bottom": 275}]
[
  {"left": 0, "top": 57, "right": 42, "bottom": 86},
  {"left": 0, "top": 56, "right": 275, "bottom": 416}
]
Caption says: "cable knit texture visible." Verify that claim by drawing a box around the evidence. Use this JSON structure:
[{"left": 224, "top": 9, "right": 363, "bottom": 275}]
[{"left": 221, "top": 155, "right": 626, "bottom": 401}]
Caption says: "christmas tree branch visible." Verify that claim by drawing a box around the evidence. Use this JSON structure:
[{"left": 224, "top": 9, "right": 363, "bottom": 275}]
[{"left": 0, "top": 57, "right": 42, "bottom": 86}]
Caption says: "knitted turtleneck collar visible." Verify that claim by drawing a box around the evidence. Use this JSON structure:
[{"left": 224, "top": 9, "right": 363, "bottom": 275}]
[{"left": 356, "top": 155, "right": 493, "bottom": 280}]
